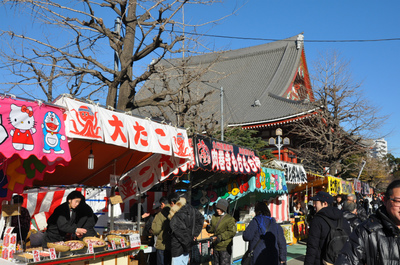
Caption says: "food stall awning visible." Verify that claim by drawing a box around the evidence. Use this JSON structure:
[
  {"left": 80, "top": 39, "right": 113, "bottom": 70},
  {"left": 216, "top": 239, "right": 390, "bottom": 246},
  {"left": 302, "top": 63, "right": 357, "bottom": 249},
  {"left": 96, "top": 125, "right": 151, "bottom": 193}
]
[
  {"left": 2, "top": 95, "right": 191, "bottom": 202},
  {"left": 47, "top": 95, "right": 191, "bottom": 201},
  {"left": 0, "top": 96, "right": 71, "bottom": 203}
]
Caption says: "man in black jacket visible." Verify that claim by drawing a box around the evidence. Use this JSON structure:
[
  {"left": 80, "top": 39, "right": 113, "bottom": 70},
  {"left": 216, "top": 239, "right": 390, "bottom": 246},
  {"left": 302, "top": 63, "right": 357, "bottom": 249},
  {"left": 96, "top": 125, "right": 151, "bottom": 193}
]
[
  {"left": 336, "top": 179, "right": 400, "bottom": 265},
  {"left": 168, "top": 193, "right": 204, "bottom": 265},
  {"left": 346, "top": 193, "right": 368, "bottom": 221},
  {"left": 304, "top": 191, "right": 351, "bottom": 265},
  {"left": 342, "top": 201, "right": 362, "bottom": 233},
  {"left": 44, "top": 190, "right": 87, "bottom": 245}
]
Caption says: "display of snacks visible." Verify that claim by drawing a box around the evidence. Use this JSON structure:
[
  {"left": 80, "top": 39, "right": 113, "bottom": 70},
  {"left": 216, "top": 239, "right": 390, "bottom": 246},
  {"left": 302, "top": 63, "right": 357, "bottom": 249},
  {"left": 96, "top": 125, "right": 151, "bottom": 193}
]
[
  {"left": 25, "top": 247, "right": 43, "bottom": 252},
  {"left": 106, "top": 235, "right": 130, "bottom": 246},
  {"left": 47, "top": 241, "right": 70, "bottom": 252},
  {"left": 16, "top": 253, "right": 34, "bottom": 260},
  {"left": 83, "top": 237, "right": 107, "bottom": 248},
  {"left": 109, "top": 229, "right": 139, "bottom": 235},
  {"left": 65, "top": 240, "right": 85, "bottom": 251}
]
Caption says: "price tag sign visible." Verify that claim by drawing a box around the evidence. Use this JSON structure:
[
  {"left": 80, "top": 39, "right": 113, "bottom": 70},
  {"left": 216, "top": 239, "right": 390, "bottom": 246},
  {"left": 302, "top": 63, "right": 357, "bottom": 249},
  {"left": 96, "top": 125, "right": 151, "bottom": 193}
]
[
  {"left": 129, "top": 233, "right": 141, "bottom": 248},
  {"left": 49, "top": 248, "right": 57, "bottom": 259},
  {"left": 88, "top": 243, "right": 94, "bottom": 254},
  {"left": 120, "top": 237, "right": 126, "bottom": 248},
  {"left": 111, "top": 240, "right": 116, "bottom": 250},
  {"left": 33, "top": 250, "right": 40, "bottom": 262}
]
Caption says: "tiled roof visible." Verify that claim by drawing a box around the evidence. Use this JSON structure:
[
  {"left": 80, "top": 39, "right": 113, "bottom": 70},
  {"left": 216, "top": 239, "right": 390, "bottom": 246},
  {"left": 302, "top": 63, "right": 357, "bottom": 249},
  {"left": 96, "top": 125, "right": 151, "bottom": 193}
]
[{"left": 134, "top": 33, "right": 315, "bottom": 127}]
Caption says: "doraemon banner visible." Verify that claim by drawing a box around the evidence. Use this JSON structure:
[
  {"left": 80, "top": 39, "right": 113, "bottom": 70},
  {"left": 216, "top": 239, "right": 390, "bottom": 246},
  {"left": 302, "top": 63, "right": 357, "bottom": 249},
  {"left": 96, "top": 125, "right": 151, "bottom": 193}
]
[{"left": 0, "top": 97, "right": 71, "bottom": 202}]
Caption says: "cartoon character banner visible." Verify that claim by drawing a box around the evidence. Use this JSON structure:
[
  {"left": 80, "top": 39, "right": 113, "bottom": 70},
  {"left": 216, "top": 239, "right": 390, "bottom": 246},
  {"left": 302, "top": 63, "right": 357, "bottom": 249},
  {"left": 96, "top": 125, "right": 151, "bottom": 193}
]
[
  {"left": 0, "top": 96, "right": 71, "bottom": 202},
  {"left": 192, "top": 134, "right": 261, "bottom": 175}
]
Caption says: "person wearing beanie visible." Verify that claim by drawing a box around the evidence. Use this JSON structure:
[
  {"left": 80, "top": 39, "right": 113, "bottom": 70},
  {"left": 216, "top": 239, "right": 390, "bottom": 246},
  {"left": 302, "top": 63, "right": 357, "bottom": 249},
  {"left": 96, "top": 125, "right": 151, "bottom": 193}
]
[{"left": 206, "top": 199, "right": 237, "bottom": 265}]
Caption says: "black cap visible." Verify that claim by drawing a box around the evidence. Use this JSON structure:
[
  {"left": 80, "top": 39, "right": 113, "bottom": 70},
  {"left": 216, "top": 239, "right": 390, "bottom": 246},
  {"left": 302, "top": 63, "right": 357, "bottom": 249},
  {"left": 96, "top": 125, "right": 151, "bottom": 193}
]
[{"left": 310, "top": 191, "right": 333, "bottom": 204}]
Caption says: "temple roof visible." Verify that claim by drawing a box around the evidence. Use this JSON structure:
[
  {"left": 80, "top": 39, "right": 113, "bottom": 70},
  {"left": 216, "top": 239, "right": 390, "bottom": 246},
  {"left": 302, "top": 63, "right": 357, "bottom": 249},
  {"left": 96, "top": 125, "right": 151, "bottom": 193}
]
[{"left": 134, "top": 33, "right": 316, "bottom": 127}]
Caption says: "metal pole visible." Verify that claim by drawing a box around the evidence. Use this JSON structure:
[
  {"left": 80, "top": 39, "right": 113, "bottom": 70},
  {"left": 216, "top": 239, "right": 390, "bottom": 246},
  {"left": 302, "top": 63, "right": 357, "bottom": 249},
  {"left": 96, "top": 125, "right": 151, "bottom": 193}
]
[
  {"left": 220, "top": 87, "right": 224, "bottom": 141},
  {"left": 357, "top": 160, "right": 367, "bottom": 180},
  {"left": 277, "top": 135, "right": 282, "bottom": 160}
]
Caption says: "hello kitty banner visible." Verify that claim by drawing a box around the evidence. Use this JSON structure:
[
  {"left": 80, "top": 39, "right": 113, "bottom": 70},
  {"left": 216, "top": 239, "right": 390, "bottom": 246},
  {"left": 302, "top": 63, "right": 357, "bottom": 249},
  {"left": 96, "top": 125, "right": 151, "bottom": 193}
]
[
  {"left": 56, "top": 96, "right": 191, "bottom": 158},
  {"left": 0, "top": 97, "right": 71, "bottom": 202}
]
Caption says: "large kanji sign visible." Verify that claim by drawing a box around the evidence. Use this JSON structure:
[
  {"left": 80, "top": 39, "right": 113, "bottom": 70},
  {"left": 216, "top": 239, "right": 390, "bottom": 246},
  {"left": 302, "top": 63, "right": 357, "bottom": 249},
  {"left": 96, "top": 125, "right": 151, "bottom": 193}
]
[
  {"left": 56, "top": 97, "right": 190, "bottom": 159},
  {"left": 55, "top": 96, "right": 191, "bottom": 201},
  {"left": 193, "top": 135, "right": 261, "bottom": 175}
]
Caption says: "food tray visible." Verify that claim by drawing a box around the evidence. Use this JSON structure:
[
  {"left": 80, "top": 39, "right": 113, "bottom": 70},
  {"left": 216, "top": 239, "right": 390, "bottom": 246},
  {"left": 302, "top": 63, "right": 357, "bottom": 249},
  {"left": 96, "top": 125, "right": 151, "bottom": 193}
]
[
  {"left": 47, "top": 242, "right": 70, "bottom": 252},
  {"left": 14, "top": 251, "right": 52, "bottom": 262},
  {"left": 109, "top": 230, "right": 139, "bottom": 235},
  {"left": 65, "top": 240, "right": 85, "bottom": 251},
  {"left": 106, "top": 235, "right": 130, "bottom": 246},
  {"left": 14, "top": 253, "right": 34, "bottom": 262},
  {"left": 83, "top": 237, "right": 107, "bottom": 248}
]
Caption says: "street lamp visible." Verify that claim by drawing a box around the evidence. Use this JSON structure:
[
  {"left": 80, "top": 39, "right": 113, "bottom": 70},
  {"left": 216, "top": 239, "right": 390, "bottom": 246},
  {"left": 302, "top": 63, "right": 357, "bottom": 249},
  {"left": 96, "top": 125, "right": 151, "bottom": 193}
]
[{"left": 269, "top": 128, "right": 290, "bottom": 160}]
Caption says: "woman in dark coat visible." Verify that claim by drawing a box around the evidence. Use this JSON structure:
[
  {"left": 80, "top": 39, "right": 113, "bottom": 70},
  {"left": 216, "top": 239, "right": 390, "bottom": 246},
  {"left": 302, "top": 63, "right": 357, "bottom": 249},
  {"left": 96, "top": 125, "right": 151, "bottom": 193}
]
[
  {"left": 243, "top": 201, "right": 287, "bottom": 265},
  {"left": 44, "top": 190, "right": 87, "bottom": 245},
  {"left": 75, "top": 195, "right": 98, "bottom": 237}
]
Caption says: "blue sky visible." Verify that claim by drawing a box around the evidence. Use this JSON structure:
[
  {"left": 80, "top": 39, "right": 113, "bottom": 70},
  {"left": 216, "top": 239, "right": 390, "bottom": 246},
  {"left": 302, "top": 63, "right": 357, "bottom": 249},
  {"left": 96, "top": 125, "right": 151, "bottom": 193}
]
[
  {"left": 1, "top": 0, "right": 399, "bottom": 156},
  {"left": 182, "top": 0, "right": 400, "bottom": 156}
]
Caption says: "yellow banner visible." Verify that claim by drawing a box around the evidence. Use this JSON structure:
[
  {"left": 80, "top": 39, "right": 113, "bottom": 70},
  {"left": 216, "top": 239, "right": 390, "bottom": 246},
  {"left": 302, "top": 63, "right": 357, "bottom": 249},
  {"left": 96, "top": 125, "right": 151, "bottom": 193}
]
[{"left": 328, "top": 176, "right": 341, "bottom": 195}]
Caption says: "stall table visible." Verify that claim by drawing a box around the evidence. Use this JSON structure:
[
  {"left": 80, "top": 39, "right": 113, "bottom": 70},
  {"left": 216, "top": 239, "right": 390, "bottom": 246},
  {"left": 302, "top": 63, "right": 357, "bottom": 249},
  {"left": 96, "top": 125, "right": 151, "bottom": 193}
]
[{"left": 3, "top": 246, "right": 140, "bottom": 265}]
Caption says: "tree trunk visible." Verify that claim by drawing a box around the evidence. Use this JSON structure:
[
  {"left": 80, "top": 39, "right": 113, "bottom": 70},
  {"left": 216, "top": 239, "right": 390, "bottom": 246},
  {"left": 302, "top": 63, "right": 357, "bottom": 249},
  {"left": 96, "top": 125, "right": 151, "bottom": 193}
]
[{"left": 117, "top": 1, "right": 137, "bottom": 111}]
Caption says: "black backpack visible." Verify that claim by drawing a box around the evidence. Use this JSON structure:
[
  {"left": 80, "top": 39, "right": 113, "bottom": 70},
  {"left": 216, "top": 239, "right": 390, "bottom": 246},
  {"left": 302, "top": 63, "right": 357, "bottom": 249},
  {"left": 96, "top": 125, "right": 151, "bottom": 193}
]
[{"left": 320, "top": 215, "right": 349, "bottom": 264}]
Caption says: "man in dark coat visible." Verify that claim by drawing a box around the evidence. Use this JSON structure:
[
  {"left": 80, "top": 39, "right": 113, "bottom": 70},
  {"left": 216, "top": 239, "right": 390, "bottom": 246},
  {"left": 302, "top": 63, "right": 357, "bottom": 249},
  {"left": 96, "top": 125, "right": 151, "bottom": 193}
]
[
  {"left": 75, "top": 195, "right": 98, "bottom": 237},
  {"left": 342, "top": 201, "right": 362, "bottom": 233},
  {"left": 168, "top": 193, "right": 204, "bottom": 265},
  {"left": 304, "top": 191, "right": 351, "bottom": 265},
  {"left": 347, "top": 194, "right": 368, "bottom": 221},
  {"left": 44, "top": 190, "right": 87, "bottom": 245},
  {"left": 336, "top": 179, "right": 400, "bottom": 265}
]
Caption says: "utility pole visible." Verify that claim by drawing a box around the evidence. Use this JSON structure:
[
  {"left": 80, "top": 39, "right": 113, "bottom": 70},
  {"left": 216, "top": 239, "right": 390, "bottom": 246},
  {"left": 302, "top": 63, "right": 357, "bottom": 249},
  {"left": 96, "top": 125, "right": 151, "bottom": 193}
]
[{"left": 220, "top": 87, "right": 224, "bottom": 141}]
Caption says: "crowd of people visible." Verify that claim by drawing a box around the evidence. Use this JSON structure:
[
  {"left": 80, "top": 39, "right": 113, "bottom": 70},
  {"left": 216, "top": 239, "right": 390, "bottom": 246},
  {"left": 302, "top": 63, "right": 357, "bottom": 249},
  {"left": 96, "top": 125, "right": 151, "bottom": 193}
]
[
  {"left": 303, "top": 180, "right": 400, "bottom": 265},
  {"left": 138, "top": 194, "right": 288, "bottom": 265},
  {"left": 8, "top": 178, "right": 400, "bottom": 265}
]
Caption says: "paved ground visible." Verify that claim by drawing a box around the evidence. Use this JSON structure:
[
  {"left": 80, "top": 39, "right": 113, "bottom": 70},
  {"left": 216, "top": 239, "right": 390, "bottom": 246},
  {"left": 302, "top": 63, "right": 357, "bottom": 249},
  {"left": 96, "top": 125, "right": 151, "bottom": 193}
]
[
  {"left": 286, "top": 240, "right": 306, "bottom": 265},
  {"left": 232, "top": 239, "right": 307, "bottom": 265}
]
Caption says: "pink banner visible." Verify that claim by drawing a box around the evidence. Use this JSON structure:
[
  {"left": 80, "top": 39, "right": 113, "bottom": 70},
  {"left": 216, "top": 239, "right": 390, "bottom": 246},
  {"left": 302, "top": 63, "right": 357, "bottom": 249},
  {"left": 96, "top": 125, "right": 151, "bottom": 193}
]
[{"left": 0, "top": 97, "right": 71, "bottom": 203}]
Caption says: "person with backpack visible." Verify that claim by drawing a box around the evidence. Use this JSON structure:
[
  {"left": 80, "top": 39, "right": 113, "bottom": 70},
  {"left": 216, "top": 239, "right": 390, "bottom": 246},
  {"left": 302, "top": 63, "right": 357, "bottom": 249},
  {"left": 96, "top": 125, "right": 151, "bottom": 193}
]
[
  {"left": 336, "top": 179, "right": 400, "bottom": 265},
  {"left": 242, "top": 201, "right": 287, "bottom": 265},
  {"left": 304, "top": 191, "right": 351, "bottom": 265}
]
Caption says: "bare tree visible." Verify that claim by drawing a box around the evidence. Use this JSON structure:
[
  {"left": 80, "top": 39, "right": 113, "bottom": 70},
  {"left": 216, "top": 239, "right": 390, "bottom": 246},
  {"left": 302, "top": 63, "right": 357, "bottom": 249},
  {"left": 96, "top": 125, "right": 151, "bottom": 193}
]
[
  {"left": 134, "top": 55, "right": 228, "bottom": 134},
  {"left": 0, "top": 0, "right": 230, "bottom": 111},
  {"left": 292, "top": 50, "right": 388, "bottom": 176}
]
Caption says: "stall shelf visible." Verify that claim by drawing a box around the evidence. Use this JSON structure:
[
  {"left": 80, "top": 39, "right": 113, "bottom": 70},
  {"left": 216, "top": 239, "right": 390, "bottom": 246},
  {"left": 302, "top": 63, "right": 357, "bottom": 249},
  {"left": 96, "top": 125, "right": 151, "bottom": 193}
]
[{"left": 4, "top": 246, "right": 140, "bottom": 265}]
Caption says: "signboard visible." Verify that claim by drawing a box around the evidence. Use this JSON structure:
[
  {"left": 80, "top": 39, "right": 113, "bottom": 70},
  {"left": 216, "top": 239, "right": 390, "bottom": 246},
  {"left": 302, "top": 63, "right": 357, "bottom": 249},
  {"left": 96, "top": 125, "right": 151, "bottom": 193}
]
[
  {"left": 277, "top": 161, "right": 307, "bottom": 184},
  {"left": 0, "top": 97, "right": 71, "bottom": 203},
  {"left": 192, "top": 167, "right": 287, "bottom": 206}
]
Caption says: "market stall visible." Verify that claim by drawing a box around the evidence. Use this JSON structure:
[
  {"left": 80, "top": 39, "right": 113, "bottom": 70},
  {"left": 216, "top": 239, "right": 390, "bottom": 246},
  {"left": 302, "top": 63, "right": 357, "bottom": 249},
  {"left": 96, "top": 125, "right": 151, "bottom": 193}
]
[{"left": 0, "top": 95, "right": 191, "bottom": 264}]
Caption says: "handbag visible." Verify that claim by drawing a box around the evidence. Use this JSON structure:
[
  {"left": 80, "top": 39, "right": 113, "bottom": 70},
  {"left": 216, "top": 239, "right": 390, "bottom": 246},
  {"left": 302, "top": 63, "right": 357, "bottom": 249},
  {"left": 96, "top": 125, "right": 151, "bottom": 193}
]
[{"left": 241, "top": 219, "right": 271, "bottom": 265}]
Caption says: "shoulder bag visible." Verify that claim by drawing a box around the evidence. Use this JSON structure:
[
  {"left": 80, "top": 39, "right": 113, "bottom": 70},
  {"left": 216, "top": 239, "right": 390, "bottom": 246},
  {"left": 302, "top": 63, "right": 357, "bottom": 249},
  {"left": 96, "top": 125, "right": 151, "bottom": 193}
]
[{"left": 241, "top": 219, "right": 271, "bottom": 265}]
